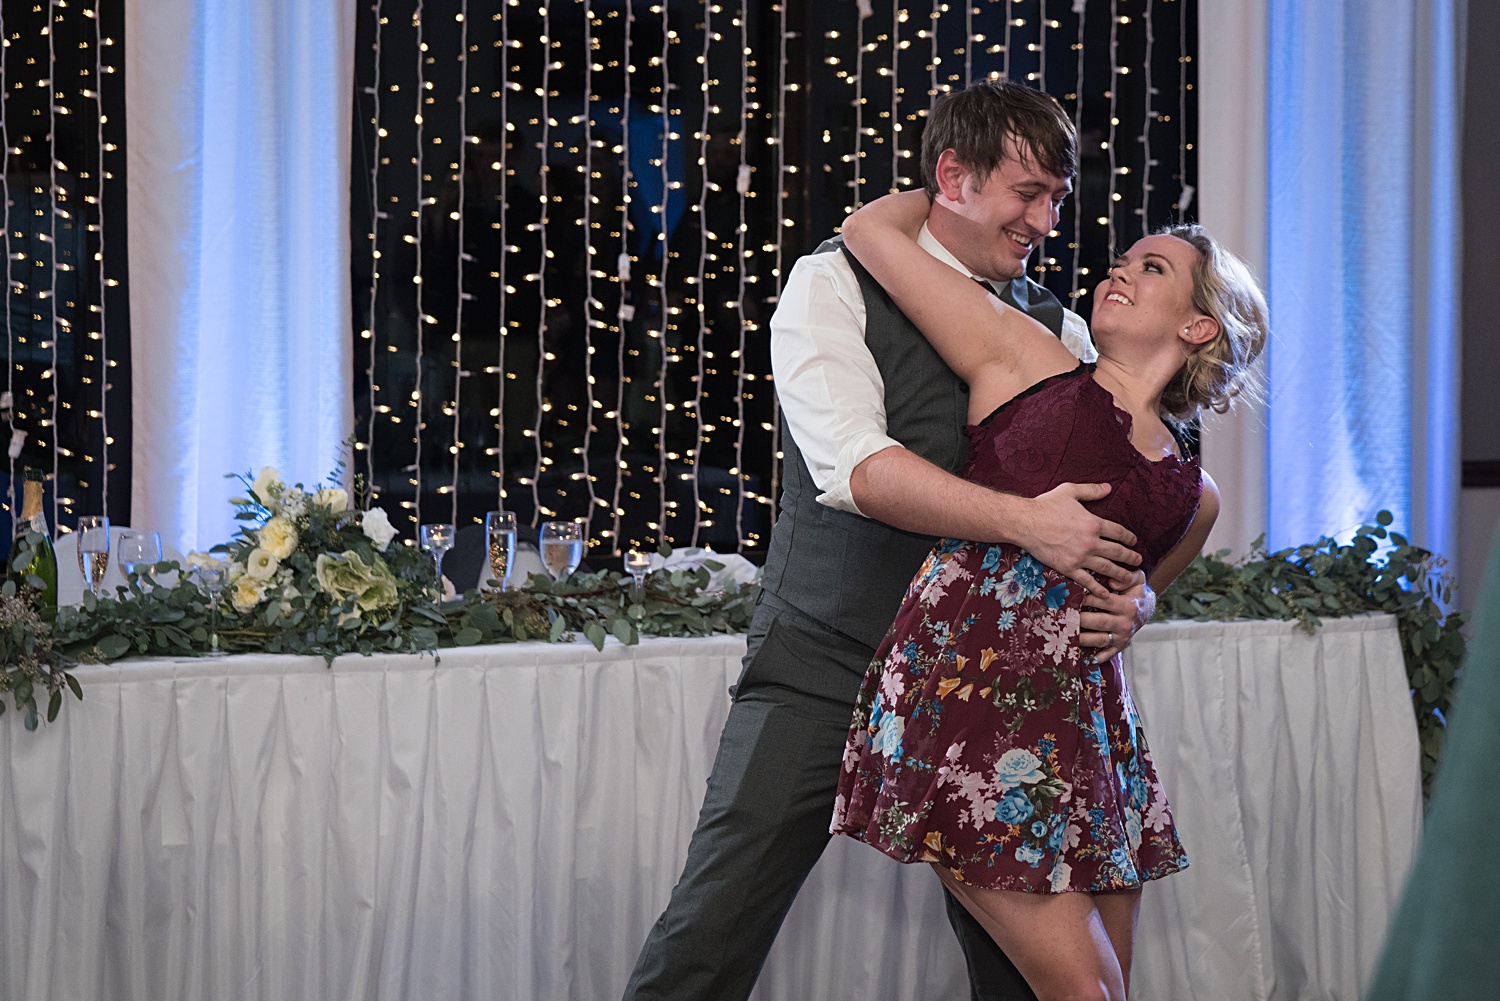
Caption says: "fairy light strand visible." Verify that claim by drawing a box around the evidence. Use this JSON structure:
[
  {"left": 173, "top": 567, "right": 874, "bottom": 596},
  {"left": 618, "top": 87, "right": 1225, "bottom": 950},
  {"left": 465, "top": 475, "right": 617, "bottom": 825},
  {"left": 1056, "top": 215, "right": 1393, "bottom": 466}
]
[
  {"left": 530, "top": 2, "right": 551, "bottom": 526},
  {"left": 889, "top": 4, "right": 900, "bottom": 192},
  {"left": 853, "top": 2, "right": 866, "bottom": 207},
  {"left": 92, "top": 0, "right": 108, "bottom": 514},
  {"left": 1178, "top": 0, "right": 1189, "bottom": 220},
  {"left": 608, "top": 0, "right": 633, "bottom": 549},
  {"left": 769, "top": 0, "right": 788, "bottom": 516},
  {"left": 1107, "top": 0, "right": 1120, "bottom": 253},
  {"left": 2, "top": 5, "right": 12, "bottom": 521},
  {"left": 410, "top": 1, "right": 427, "bottom": 530},
  {"left": 362, "top": 0, "right": 384, "bottom": 493},
  {"left": 733, "top": 0, "right": 749, "bottom": 550},
  {"left": 447, "top": 0, "right": 471, "bottom": 526},
  {"left": 47, "top": 0, "right": 60, "bottom": 528},
  {"left": 1140, "top": 0, "right": 1155, "bottom": 234},
  {"left": 1069, "top": 0, "right": 1087, "bottom": 298},
  {"left": 654, "top": 7, "right": 670, "bottom": 540},
  {"left": 690, "top": 4, "right": 711, "bottom": 547},
  {"left": 580, "top": 0, "right": 600, "bottom": 539},
  {"left": 495, "top": 3, "right": 510, "bottom": 512}
]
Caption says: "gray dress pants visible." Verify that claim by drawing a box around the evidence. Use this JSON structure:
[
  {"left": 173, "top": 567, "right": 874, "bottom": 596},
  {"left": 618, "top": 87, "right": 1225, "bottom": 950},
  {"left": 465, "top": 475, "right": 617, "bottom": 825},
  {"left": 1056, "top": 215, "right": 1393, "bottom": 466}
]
[{"left": 622, "top": 592, "right": 1037, "bottom": 1001}]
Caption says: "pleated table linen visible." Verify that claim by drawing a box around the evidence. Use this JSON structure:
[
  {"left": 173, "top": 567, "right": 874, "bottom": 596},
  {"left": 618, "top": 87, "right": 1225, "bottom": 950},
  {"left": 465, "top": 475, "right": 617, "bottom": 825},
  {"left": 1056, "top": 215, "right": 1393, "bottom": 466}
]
[{"left": 0, "top": 617, "right": 1419, "bottom": 1001}]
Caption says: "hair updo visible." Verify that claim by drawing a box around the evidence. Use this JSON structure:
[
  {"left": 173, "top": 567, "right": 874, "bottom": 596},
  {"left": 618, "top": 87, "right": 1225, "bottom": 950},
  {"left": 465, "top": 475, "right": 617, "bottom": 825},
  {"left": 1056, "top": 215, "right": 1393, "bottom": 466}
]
[{"left": 1153, "top": 223, "right": 1268, "bottom": 425}]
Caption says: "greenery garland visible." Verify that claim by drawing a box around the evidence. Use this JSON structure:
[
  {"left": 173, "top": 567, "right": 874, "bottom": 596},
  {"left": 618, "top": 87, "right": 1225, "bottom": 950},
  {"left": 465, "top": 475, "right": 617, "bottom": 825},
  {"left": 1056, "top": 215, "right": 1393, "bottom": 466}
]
[
  {"left": 0, "top": 538, "right": 756, "bottom": 731},
  {"left": 1154, "top": 511, "right": 1466, "bottom": 800}
]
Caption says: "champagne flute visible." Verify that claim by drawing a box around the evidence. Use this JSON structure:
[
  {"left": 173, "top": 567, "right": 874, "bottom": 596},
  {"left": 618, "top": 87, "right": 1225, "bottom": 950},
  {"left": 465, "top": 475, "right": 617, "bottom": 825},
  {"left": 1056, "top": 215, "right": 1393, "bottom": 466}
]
[
  {"left": 418, "top": 522, "right": 456, "bottom": 589},
  {"left": 624, "top": 548, "right": 650, "bottom": 600},
  {"left": 485, "top": 510, "right": 517, "bottom": 590},
  {"left": 75, "top": 515, "right": 110, "bottom": 598},
  {"left": 194, "top": 561, "right": 229, "bottom": 657},
  {"left": 539, "top": 520, "right": 585, "bottom": 582},
  {"left": 118, "top": 530, "right": 162, "bottom": 582}
]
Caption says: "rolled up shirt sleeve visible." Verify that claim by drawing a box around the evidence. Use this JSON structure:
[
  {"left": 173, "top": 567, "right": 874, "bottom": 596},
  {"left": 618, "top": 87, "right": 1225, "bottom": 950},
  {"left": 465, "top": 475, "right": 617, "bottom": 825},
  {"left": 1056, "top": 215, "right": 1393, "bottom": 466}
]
[
  {"left": 770, "top": 253, "right": 901, "bottom": 517},
  {"left": 1060, "top": 307, "right": 1098, "bottom": 363}
]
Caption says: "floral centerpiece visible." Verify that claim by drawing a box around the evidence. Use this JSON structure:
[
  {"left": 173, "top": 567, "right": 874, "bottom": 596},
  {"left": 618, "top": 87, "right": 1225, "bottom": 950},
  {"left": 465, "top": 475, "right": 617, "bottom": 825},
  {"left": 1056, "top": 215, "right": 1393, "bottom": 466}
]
[{"left": 209, "top": 467, "right": 431, "bottom": 628}]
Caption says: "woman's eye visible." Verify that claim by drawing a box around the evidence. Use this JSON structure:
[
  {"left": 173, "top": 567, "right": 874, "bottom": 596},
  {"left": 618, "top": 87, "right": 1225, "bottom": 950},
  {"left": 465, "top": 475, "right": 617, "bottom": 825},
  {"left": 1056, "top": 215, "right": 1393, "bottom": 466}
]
[{"left": 1144, "top": 261, "right": 1162, "bottom": 273}]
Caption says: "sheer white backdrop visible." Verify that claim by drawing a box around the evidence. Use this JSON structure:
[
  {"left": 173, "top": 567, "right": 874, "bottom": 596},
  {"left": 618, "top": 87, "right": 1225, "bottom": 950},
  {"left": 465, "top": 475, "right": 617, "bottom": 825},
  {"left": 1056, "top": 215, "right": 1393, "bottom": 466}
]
[
  {"left": 1199, "top": 0, "right": 1463, "bottom": 559},
  {"left": 125, "top": 0, "right": 357, "bottom": 557}
]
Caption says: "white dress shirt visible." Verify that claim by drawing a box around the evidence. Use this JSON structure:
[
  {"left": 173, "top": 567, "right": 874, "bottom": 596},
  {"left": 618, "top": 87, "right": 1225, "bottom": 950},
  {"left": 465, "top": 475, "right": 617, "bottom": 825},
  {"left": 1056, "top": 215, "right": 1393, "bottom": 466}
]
[{"left": 769, "top": 224, "right": 1097, "bottom": 517}]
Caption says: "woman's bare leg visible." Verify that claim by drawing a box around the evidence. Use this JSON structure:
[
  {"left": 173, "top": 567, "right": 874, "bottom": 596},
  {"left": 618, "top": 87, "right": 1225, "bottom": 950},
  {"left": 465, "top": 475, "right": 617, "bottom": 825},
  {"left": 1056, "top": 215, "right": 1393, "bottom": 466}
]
[
  {"left": 1091, "top": 887, "right": 1143, "bottom": 994},
  {"left": 932, "top": 865, "right": 1127, "bottom": 1001}
]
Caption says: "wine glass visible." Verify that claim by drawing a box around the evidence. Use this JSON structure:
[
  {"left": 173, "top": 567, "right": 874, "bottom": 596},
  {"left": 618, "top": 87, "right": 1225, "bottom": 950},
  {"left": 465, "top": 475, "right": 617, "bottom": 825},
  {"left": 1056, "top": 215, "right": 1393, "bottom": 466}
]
[
  {"left": 75, "top": 515, "right": 110, "bottom": 598},
  {"left": 418, "top": 522, "right": 456, "bottom": 589},
  {"left": 539, "top": 520, "right": 585, "bottom": 582},
  {"left": 624, "top": 548, "right": 650, "bottom": 600},
  {"left": 117, "top": 530, "right": 162, "bottom": 582},
  {"left": 485, "top": 511, "right": 517, "bottom": 591},
  {"left": 194, "top": 561, "right": 229, "bottom": 657}
]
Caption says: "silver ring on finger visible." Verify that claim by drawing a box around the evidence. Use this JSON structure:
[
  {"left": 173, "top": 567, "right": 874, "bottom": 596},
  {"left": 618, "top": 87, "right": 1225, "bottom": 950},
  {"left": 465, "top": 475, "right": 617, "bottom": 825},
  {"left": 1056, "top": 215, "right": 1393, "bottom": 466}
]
[{"left": 1107, "top": 631, "right": 1114, "bottom": 646}]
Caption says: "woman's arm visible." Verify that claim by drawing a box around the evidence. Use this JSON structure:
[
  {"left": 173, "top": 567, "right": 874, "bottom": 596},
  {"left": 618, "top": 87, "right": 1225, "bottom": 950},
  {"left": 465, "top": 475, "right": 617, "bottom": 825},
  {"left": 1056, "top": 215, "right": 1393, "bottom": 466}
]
[
  {"left": 840, "top": 191, "right": 1074, "bottom": 394},
  {"left": 1148, "top": 471, "right": 1220, "bottom": 595}
]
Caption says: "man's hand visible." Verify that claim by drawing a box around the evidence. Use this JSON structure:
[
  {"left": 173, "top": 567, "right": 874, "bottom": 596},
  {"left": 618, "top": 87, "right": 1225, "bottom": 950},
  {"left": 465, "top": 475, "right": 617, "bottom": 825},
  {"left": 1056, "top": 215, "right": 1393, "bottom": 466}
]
[
  {"left": 1012, "top": 482, "right": 1141, "bottom": 588},
  {"left": 1078, "top": 571, "right": 1155, "bottom": 662}
]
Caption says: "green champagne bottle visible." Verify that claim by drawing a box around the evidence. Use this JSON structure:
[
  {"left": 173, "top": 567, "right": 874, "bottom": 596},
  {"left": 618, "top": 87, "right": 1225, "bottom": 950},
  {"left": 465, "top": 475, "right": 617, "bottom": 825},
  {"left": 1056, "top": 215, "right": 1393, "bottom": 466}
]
[{"left": 15, "top": 467, "right": 58, "bottom": 611}]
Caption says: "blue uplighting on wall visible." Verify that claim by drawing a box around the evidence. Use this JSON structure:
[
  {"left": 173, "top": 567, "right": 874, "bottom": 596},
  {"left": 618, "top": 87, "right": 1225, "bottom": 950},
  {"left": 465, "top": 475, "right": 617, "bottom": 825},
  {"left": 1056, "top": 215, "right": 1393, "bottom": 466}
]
[{"left": 1265, "top": 0, "right": 1458, "bottom": 556}]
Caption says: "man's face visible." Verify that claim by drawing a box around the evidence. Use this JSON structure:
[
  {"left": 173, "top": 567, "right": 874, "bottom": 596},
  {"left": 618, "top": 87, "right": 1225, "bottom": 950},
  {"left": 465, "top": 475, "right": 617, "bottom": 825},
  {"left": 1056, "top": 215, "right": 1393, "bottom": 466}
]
[{"left": 926, "top": 142, "right": 1073, "bottom": 282}]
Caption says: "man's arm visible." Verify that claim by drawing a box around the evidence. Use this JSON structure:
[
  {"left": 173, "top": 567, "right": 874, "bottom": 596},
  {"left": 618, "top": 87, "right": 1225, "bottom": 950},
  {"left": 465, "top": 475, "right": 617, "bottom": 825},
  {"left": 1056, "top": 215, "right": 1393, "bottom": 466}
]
[{"left": 850, "top": 445, "right": 1141, "bottom": 586}]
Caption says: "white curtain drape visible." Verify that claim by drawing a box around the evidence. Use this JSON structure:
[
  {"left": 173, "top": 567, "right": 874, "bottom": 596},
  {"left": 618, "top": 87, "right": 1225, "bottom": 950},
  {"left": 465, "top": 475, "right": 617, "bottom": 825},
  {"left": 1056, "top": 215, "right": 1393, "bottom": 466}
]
[
  {"left": 125, "top": 0, "right": 357, "bottom": 557},
  {"left": 1198, "top": 0, "right": 1462, "bottom": 560}
]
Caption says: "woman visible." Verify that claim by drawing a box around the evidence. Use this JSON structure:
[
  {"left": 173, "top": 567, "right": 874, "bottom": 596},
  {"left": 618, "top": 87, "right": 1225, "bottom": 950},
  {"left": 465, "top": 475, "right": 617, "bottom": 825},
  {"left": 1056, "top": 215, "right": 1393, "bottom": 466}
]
[{"left": 829, "top": 191, "right": 1267, "bottom": 1000}]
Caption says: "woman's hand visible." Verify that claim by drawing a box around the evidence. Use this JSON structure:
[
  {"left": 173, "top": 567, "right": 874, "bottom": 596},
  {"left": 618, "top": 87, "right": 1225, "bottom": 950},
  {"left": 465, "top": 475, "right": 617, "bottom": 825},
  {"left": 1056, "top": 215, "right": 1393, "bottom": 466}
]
[{"left": 1077, "top": 570, "right": 1153, "bottom": 663}]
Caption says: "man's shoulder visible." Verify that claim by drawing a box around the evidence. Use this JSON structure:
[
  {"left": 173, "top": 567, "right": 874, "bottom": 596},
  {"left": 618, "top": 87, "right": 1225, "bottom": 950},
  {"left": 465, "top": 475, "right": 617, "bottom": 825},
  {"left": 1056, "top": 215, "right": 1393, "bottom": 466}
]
[{"left": 786, "top": 239, "right": 860, "bottom": 289}]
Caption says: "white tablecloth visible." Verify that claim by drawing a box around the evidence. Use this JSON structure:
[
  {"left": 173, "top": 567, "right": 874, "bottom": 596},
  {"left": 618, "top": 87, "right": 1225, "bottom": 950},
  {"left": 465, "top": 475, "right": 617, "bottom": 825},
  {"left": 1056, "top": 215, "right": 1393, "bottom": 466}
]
[{"left": 0, "top": 615, "right": 1420, "bottom": 1001}]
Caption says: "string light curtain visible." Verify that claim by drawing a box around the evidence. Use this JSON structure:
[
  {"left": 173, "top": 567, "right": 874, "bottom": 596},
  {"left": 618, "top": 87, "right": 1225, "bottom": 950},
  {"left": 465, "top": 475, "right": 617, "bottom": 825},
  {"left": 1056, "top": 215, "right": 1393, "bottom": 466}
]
[
  {"left": 0, "top": 0, "right": 130, "bottom": 538},
  {"left": 351, "top": 0, "right": 1197, "bottom": 555}
]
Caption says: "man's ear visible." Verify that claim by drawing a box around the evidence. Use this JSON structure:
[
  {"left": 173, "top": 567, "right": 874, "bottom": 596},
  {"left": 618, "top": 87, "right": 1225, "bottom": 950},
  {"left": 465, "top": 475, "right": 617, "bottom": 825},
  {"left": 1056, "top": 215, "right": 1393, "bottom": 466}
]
[
  {"left": 934, "top": 149, "right": 970, "bottom": 203},
  {"left": 1181, "top": 316, "right": 1220, "bottom": 347}
]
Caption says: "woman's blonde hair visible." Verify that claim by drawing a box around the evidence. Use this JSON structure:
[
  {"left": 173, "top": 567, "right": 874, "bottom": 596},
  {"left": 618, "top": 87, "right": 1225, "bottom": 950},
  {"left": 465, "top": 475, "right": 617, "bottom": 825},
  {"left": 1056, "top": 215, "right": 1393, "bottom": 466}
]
[{"left": 1153, "top": 223, "right": 1268, "bottom": 425}]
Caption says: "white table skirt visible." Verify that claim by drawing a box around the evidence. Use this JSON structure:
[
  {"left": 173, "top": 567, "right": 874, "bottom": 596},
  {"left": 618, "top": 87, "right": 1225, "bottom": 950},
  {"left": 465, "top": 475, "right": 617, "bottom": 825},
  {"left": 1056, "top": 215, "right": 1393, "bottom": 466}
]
[{"left": 0, "top": 616, "right": 1420, "bottom": 1001}]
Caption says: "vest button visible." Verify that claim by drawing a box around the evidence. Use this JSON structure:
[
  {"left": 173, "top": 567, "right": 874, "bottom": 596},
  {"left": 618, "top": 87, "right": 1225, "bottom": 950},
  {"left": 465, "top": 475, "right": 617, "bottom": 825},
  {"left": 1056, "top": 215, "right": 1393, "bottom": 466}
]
[{"left": 958, "top": 382, "right": 969, "bottom": 394}]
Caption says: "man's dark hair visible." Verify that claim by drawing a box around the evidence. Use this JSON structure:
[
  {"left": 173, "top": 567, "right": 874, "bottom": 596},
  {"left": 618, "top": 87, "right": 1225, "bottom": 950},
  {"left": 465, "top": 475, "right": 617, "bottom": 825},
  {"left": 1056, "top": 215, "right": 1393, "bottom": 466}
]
[{"left": 919, "top": 81, "right": 1078, "bottom": 196}]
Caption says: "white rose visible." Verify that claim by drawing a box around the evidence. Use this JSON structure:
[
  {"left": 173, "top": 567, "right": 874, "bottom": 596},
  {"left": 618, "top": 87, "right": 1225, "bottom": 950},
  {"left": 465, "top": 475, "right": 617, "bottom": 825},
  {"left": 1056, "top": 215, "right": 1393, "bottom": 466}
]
[
  {"left": 231, "top": 574, "right": 266, "bottom": 612},
  {"left": 360, "top": 507, "right": 398, "bottom": 551},
  {"left": 257, "top": 517, "right": 299, "bottom": 560},
  {"left": 313, "top": 487, "right": 350, "bottom": 511},
  {"left": 245, "top": 547, "right": 280, "bottom": 581},
  {"left": 184, "top": 551, "right": 225, "bottom": 570},
  {"left": 251, "top": 467, "right": 283, "bottom": 505}
]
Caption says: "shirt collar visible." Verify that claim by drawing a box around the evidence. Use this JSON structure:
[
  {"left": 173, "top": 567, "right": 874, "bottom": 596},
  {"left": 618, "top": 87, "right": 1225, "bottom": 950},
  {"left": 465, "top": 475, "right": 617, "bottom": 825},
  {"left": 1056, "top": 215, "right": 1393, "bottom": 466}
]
[{"left": 917, "top": 222, "right": 1000, "bottom": 294}]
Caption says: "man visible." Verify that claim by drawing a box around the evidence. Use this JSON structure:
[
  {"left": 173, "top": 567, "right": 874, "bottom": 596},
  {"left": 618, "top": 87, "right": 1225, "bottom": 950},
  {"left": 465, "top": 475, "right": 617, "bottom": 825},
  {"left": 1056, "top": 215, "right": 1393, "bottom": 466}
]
[{"left": 623, "top": 81, "right": 1152, "bottom": 1001}]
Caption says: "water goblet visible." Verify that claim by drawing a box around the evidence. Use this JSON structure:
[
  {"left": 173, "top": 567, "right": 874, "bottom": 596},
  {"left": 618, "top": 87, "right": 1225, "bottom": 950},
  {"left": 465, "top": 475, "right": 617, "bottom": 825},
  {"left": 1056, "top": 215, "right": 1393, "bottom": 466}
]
[
  {"left": 418, "top": 522, "right": 456, "bottom": 590},
  {"left": 194, "top": 561, "right": 229, "bottom": 658},
  {"left": 539, "top": 520, "right": 585, "bottom": 582},
  {"left": 117, "top": 529, "right": 162, "bottom": 582},
  {"left": 485, "top": 511, "right": 517, "bottom": 591},
  {"left": 75, "top": 515, "right": 110, "bottom": 598},
  {"left": 624, "top": 548, "right": 651, "bottom": 600}
]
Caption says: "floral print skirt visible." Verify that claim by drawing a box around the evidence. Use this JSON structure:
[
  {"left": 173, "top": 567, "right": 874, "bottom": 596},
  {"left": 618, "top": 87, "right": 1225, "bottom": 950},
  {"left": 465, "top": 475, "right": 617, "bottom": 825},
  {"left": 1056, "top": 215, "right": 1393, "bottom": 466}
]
[{"left": 829, "top": 538, "right": 1188, "bottom": 893}]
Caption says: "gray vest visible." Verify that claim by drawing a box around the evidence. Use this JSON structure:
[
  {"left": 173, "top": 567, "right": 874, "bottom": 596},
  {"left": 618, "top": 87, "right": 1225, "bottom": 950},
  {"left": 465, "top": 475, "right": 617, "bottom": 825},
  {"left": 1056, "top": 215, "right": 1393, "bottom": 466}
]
[{"left": 760, "top": 240, "right": 1067, "bottom": 650}]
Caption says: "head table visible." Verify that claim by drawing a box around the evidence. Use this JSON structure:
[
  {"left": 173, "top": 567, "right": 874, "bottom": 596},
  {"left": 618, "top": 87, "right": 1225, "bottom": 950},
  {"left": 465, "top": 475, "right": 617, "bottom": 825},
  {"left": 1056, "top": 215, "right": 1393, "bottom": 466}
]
[{"left": 0, "top": 614, "right": 1419, "bottom": 1001}]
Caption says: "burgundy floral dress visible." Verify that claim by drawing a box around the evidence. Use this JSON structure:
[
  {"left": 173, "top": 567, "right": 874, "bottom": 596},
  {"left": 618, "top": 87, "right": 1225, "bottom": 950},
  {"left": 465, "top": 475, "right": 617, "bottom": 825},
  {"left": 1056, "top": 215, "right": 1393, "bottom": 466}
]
[{"left": 830, "top": 364, "right": 1201, "bottom": 894}]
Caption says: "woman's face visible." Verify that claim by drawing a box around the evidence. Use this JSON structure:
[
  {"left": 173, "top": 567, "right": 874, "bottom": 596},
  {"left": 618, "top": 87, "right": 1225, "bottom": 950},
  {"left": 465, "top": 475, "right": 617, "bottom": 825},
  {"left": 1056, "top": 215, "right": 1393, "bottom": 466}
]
[{"left": 1089, "top": 234, "right": 1203, "bottom": 349}]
